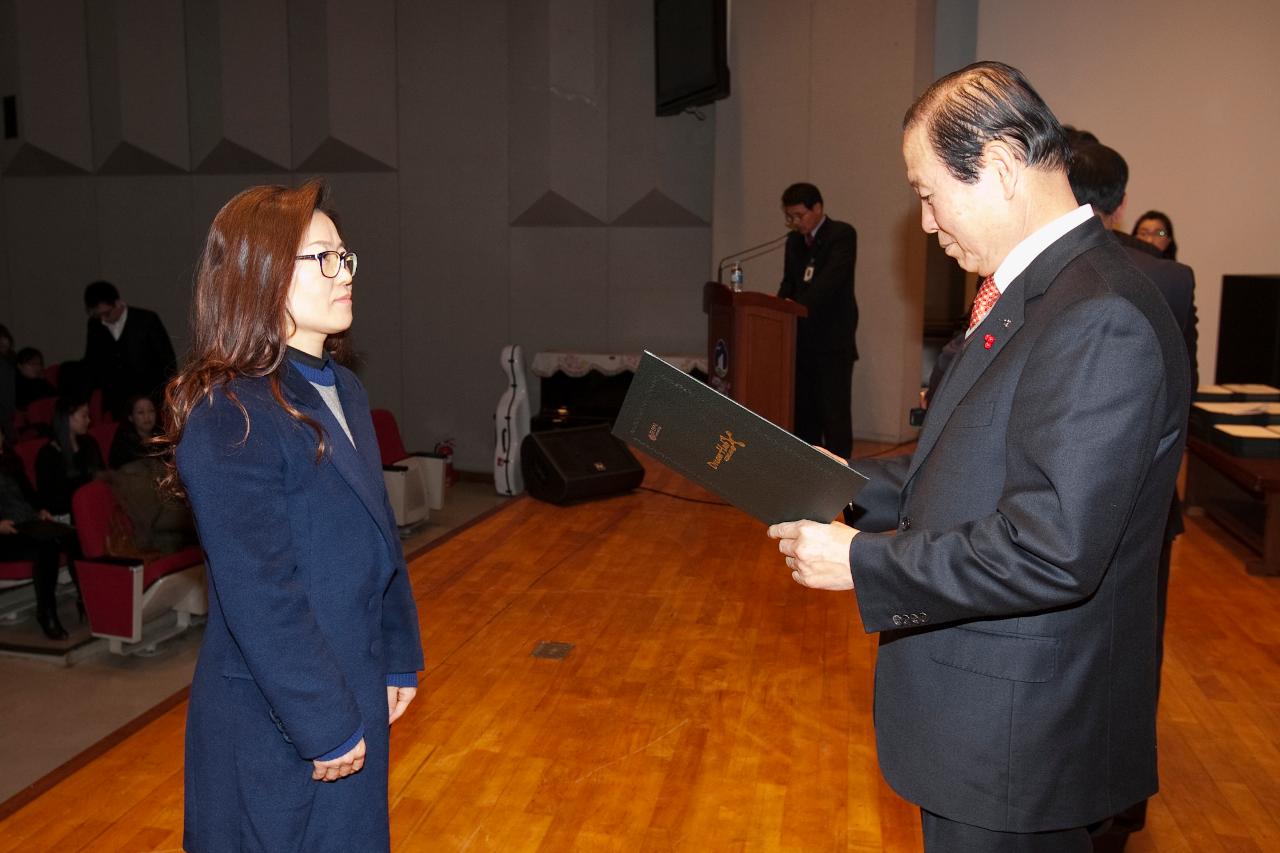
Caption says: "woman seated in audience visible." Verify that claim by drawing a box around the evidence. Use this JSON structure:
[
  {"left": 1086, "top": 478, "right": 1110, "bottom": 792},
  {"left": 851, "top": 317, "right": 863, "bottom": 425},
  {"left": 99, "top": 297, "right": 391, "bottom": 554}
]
[
  {"left": 0, "top": 430, "right": 79, "bottom": 639},
  {"left": 15, "top": 347, "right": 57, "bottom": 409},
  {"left": 1132, "top": 210, "right": 1178, "bottom": 260},
  {"left": 108, "top": 393, "right": 196, "bottom": 553},
  {"left": 36, "top": 397, "right": 105, "bottom": 519},
  {"left": 109, "top": 394, "right": 161, "bottom": 469}
]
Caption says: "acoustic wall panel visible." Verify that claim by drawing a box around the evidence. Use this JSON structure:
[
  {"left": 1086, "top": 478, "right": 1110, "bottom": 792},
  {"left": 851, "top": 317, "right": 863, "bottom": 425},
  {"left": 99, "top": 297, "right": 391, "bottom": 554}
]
[
  {"left": 604, "top": 0, "right": 714, "bottom": 227},
  {"left": 186, "top": 0, "right": 291, "bottom": 173},
  {"left": 1, "top": 178, "right": 100, "bottom": 359},
  {"left": 509, "top": 228, "right": 611, "bottom": 355},
  {"left": 290, "top": 0, "right": 396, "bottom": 172},
  {"left": 94, "top": 177, "right": 195, "bottom": 352},
  {"left": 5, "top": 0, "right": 93, "bottom": 175},
  {"left": 87, "top": 0, "right": 189, "bottom": 173},
  {"left": 397, "top": 0, "right": 511, "bottom": 470},
  {"left": 607, "top": 228, "right": 709, "bottom": 354},
  {"left": 508, "top": 0, "right": 608, "bottom": 225}
]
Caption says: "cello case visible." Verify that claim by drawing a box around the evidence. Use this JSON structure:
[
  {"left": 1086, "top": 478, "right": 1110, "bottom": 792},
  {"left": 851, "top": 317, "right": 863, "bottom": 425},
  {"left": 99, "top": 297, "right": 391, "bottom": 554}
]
[{"left": 494, "top": 344, "right": 531, "bottom": 495}]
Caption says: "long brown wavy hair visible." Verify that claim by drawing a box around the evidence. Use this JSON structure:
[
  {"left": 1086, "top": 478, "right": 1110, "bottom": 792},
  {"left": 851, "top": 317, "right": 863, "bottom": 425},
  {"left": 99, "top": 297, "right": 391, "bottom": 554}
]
[{"left": 158, "top": 179, "right": 349, "bottom": 496}]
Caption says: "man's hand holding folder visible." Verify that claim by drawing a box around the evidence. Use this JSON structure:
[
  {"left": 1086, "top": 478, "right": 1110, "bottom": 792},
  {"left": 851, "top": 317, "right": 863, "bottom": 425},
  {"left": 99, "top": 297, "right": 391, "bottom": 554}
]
[{"left": 769, "top": 444, "right": 859, "bottom": 590}]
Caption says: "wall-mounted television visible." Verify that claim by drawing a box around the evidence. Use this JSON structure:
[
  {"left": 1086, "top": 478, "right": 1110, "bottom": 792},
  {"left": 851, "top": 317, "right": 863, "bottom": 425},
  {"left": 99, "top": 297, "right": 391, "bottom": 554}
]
[{"left": 654, "top": 0, "right": 730, "bottom": 116}]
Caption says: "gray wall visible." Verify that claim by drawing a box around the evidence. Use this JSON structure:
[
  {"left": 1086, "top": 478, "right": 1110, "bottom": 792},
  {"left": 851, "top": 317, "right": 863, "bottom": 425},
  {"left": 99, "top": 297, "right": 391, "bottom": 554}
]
[
  {"left": 978, "top": 0, "right": 1280, "bottom": 387},
  {"left": 0, "top": 0, "right": 713, "bottom": 471}
]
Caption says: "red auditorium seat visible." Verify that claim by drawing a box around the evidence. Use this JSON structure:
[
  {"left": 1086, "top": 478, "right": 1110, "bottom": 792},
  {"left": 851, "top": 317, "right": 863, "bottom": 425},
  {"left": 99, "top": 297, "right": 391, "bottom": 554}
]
[
  {"left": 91, "top": 422, "right": 120, "bottom": 464},
  {"left": 370, "top": 408, "right": 444, "bottom": 528},
  {"left": 72, "top": 480, "right": 206, "bottom": 654},
  {"left": 13, "top": 438, "right": 45, "bottom": 488}
]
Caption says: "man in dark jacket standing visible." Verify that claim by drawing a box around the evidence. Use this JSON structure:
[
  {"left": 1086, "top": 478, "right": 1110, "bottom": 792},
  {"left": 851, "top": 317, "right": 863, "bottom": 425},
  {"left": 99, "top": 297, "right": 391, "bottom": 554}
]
[
  {"left": 82, "top": 280, "right": 177, "bottom": 419},
  {"left": 776, "top": 183, "right": 857, "bottom": 458}
]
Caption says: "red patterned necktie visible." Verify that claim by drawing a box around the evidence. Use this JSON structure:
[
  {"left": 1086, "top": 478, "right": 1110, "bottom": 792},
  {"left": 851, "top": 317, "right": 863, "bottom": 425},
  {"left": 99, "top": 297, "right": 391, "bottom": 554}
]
[
  {"left": 804, "top": 233, "right": 815, "bottom": 249},
  {"left": 968, "top": 275, "right": 1000, "bottom": 331}
]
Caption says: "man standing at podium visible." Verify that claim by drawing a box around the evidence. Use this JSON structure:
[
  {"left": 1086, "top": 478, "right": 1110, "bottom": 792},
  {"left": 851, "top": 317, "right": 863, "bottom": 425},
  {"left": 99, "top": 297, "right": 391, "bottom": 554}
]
[{"left": 776, "top": 182, "right": 858, "bottom": 459}]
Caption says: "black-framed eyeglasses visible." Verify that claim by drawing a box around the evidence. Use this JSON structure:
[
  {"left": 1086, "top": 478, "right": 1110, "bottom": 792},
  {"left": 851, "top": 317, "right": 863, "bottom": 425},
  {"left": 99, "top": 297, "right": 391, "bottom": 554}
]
[{"left": 296, "top": 250, "right": 358, "bottom": 278}]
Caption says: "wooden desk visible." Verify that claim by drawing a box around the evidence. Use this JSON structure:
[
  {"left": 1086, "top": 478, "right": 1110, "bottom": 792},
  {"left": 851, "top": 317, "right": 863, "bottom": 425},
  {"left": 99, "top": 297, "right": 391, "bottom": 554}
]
[{"left": 1185, "top": 436, "right": 1280, "bottom": 575}]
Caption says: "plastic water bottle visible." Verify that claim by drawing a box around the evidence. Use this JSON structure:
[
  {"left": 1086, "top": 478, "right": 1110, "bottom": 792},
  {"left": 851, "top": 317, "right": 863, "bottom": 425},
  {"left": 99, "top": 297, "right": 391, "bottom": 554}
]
[{"left": 729, "top": 262, "right": 744, "bottom": 292}]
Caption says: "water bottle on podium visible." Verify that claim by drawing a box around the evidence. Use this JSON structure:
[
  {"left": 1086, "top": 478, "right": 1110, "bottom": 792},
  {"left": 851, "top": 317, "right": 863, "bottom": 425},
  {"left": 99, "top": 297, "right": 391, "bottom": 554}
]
[{"left": 729, "top": 262, "right": 744, "bottom": 292}]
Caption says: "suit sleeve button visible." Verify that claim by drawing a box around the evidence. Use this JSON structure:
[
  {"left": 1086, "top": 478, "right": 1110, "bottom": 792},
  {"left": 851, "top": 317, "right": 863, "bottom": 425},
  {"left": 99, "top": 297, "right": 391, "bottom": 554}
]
[
  {"left": 899, "top": 517, "right": 912, "bottom": 530},
  {"left": 919, "top": 612, "right": 929, "bottom": 623},
  {"left": 892, "top": 615, "right": 904, "bottom": 626}
]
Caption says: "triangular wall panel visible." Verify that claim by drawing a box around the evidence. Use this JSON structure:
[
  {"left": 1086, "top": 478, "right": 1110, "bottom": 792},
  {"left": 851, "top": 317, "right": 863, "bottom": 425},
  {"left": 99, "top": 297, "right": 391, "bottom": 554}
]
[{"left": 511, "top": 190, "right": 606, "bottom": 227}]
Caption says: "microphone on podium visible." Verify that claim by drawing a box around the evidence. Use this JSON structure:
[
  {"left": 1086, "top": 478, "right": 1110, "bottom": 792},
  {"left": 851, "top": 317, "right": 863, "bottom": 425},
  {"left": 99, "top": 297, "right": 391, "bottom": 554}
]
[{"left": 715, "top": 233, "right": 790, "bottom": 284}]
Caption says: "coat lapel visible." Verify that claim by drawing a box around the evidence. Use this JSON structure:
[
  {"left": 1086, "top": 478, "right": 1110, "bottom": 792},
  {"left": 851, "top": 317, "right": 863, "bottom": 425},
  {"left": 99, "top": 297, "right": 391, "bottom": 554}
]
[
  {"left": 903, "top": 217, "right": 1111, "bottom": 488},
  {"left": 281, "top": 364, "right": 400, "bottom": 560}
]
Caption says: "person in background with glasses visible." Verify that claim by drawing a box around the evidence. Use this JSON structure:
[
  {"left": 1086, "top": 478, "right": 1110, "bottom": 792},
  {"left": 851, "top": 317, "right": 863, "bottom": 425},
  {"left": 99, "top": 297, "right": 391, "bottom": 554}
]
[
  {"left": 1132, "top": 210, "right": 1178, "bottom": 260},
  {"left": 159, "top": 179, "right": 423, "bottom": 853},
  {"left": 776, "top": 181, "right": 858, "bottom": 461}
]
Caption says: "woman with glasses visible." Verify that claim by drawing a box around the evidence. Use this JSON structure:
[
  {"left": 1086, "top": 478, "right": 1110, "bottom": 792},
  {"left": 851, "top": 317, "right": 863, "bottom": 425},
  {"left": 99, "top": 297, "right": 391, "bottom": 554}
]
[
  {"left": 1132, "top": 209, "right": 1178, "bottom": 260},
  {"left": 161, "top": 179, "right": 422, "bottom": 852}
]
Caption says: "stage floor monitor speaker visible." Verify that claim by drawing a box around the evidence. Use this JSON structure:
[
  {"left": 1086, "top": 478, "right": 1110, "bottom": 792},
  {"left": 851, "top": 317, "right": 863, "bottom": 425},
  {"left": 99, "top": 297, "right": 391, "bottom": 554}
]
[{"left": 521, "top": 424, "right": 645, "bottom": 505}]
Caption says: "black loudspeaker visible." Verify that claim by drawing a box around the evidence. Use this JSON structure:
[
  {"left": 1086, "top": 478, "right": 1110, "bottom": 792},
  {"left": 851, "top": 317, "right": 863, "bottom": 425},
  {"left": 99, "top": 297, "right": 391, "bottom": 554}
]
[
  {"left": 521, "top": 424, "right": 645, "bottom": 505},
  {"left": 1217, "top": 275, "right": 1280, "bottom": 386}
]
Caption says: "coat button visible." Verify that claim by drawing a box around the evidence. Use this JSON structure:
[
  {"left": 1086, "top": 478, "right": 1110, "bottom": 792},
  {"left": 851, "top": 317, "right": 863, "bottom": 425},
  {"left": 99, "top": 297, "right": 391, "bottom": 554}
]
[
  {"left": 892, "top": 615, "right": 904, "bottom": 626},
  {"left": 369, "top": 641, "right": 381, "bottom": 657},
  {"left": 899, "top": 517, "right": 912, "bottom": 530},
  {"left": 368, "top": 596, "right": 378, "bottom": 613}
]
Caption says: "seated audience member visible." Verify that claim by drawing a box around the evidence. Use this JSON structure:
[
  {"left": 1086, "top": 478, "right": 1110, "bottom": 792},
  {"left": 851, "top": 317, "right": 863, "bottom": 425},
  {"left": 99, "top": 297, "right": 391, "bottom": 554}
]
[
  {"left": 15, "top": 347, "right": 57, "bottom": 409},
  {"left": 0, "top": 430, "right": 80, "bottom": 640},
  {"left": 108, "top": 394, "right": 196, "bottom": 553},
  {"left": 1133, "top": 210, "right": 1178, "bottom": 260},
  {"left": 109, "top": 393, "right": 161, "bottom": 469},
  {"left": 82, "top": 280, "right": 177, "bottom": 420},
  {"left": 36, "top": 397, "right": 105, "bottom": 518}
]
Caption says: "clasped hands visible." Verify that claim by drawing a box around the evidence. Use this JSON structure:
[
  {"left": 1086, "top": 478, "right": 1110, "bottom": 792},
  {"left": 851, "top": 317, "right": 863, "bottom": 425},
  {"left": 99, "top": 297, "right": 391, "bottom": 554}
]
[{"left": 310, "top": 685, "right": 417, "bottom": 782}]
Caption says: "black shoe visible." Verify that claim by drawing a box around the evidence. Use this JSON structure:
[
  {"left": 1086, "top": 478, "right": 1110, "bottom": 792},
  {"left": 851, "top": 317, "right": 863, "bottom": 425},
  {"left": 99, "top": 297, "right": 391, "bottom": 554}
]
[
  {"left": 76, "top": 598, "right": 87, "bottom": 624},
  {"left": 36, "top": 609, "right": 68, "bottom": 641}
]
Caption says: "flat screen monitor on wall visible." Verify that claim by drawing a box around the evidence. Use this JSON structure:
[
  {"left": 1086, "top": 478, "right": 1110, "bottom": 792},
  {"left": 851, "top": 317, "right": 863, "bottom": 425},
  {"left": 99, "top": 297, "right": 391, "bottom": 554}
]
[{"left": 654, "top": 0, "right": 730, "bottom": 116}]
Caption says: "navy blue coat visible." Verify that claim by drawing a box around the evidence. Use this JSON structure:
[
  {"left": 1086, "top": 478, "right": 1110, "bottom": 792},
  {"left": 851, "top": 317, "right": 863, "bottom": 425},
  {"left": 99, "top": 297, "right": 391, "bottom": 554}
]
[{"left": 177, "top": 362, "right": 423, "bottom": 852}]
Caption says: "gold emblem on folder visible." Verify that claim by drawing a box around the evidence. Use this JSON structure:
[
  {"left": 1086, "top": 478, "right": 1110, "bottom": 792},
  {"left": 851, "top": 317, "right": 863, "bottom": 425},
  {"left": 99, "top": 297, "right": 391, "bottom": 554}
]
[
  {"left": 707, "top": 430, "right": 746, "bottom": 470},
  {"left": 648, "top": 422, "right": 662, "bottom": 441}
]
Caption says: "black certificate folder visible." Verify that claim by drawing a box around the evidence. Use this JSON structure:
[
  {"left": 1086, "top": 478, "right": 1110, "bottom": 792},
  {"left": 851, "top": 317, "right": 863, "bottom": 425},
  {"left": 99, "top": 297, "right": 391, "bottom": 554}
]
[{"left": 612, "top": 351, "right": 868, "bottom": 525}]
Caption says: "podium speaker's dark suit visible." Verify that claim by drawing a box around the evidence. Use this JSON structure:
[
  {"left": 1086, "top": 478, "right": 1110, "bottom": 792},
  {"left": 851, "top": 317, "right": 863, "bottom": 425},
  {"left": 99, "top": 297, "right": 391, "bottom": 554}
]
[
  {"left": 177, "top": 363, "right": 423, "bottom": 852},
  {"left": 848, "top": 216, "right": 1190, "bottom": 833},
  {"left": 777, "top": 219, "right": 857, "bottom": 457}
]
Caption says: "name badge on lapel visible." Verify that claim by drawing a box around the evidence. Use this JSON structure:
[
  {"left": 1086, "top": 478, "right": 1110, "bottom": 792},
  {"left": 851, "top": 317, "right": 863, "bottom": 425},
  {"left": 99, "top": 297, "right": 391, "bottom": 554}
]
[{"left": 803, "top": 265, "right": 815, "bottom": 283}]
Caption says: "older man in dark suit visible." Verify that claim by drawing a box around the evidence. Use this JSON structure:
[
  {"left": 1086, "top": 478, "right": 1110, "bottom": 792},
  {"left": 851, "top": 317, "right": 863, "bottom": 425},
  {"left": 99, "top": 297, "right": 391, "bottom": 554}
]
[
  {"left": 771, "top": 62, "right": 1189, "bottom": 851},
  {"left": 776, "top": 182, "right": 858, "bottom": 459}
]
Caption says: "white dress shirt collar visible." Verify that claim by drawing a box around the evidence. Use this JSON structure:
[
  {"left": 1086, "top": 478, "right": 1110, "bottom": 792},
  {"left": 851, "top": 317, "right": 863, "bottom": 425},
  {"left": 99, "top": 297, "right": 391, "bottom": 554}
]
[
  {"left": 991, "top": 204, "right": 1093, "bottom": 294},
  {"left": 104, "top": 304, "right": 129, "bottom": 341}
]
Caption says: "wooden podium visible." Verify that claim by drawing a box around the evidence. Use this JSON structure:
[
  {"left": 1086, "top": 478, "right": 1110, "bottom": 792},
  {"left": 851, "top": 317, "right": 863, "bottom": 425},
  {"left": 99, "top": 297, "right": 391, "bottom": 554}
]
[{"left": 702, "top": 282, "right": 807, "bottom": 430}]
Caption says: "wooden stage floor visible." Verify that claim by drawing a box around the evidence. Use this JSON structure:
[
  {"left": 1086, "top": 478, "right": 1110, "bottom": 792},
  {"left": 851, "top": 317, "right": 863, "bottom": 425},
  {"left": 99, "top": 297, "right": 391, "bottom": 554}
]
[{"left": 1, "top": 459, "right": 1278, "bottom": 851}]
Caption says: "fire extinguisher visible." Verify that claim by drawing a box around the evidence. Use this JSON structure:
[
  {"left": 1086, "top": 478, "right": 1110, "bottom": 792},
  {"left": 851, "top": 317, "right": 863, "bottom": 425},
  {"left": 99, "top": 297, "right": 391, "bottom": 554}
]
[{"left": 434, "top": 438, "right": 457, "bottom": 487}]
